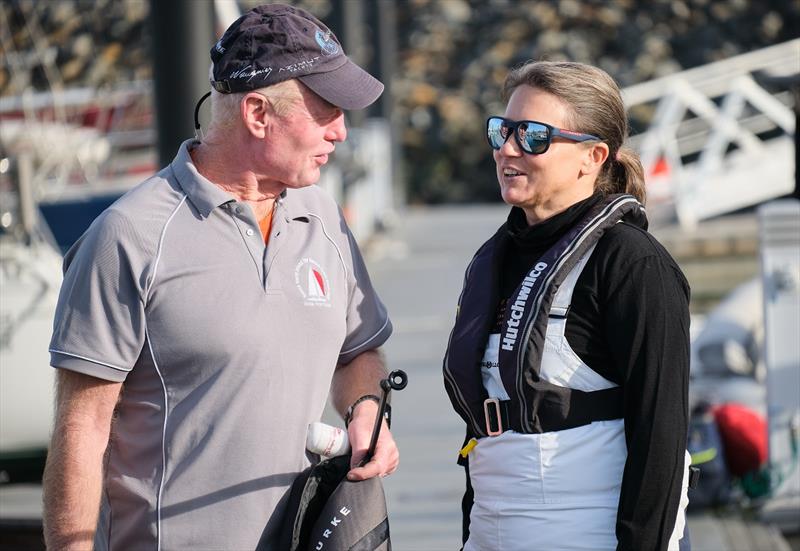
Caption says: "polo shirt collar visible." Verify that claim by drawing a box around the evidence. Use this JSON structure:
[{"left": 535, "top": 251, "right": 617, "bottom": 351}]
[
  {"left": 278, "top": 189, "right": 310, "bottom": 222},
  {"left": 171, "top": 139, "right": 236, "bottom": 218}
]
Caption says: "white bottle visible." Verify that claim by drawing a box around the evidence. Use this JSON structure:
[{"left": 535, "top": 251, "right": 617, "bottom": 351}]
[{"left": 306, "top": 422, "right": 351, "bottom": 457}]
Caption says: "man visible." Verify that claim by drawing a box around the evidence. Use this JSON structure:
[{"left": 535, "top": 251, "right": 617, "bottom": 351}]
[{"left": 42, "top": 5, "right": 396, "bottom": 549}]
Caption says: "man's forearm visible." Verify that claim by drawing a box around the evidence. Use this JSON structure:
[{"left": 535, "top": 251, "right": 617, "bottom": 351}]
[
  {"left": 43, "top": 370, "right": 121, "bottom": 550},
  {"left": 330, "top": 348, "right": 387, "bottom": 417},
  {"left": 43, "top": 420, "right": 108, "bottom": 549}
]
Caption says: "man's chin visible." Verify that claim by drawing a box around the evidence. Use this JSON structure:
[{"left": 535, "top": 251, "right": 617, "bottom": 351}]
[
  {"left": 288, "top": 178, "right": 320, "bottom": 190},
  {"left": 280, "top": 167, "right": 323, "bottom": 190}
]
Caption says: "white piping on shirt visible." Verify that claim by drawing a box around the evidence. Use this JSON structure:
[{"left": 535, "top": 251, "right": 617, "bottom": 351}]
[
  {"left": 339, "top": 316, "right": 390, "bottom": 357},
  {"left": 47, "top": 349, "right": 131, "bottom": 372},
  {"left": 144, "top": 195, "right": 187, "bottom": 302},
  {"left": 145, "top": 194, "right": 186, "bottom": 550},
  {"left": 148, "top": 329, "right": 169, "bottom": 551},
  {"left": 306, "top": 213, "right": 348, "bottom": 283}
]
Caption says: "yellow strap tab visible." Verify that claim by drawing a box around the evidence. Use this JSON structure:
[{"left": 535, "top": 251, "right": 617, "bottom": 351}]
[
  {"left": 459, "top": 438, "right": 478, "bottom": 458},
  {"left": 691, "top": 447, "right": 717, "bottom": 465}
]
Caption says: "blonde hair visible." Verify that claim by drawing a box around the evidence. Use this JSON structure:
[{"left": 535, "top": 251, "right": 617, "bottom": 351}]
[{"left": 503, "top": 61, "right": 646, "bottom": 204}]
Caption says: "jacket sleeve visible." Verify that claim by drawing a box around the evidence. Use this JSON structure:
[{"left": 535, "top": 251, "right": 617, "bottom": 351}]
[{"left": 603, "top": 252, "right": 691, "bottom": 551}]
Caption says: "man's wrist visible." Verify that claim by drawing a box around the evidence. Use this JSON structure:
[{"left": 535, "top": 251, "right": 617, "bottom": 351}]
[{"left": 344, "top": 394, "right": 380, "bottom": 428}]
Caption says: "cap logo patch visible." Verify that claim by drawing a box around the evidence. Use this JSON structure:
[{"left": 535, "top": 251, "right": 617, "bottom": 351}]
[
  {"left": 295, "top": 258, "right": 332, "bottom": 307},
  {"left": 315, "top": 29, "right": 339, "bottom": 56},
  {"left": 228, "top": 64, "right": 273, "bottom": 82}
]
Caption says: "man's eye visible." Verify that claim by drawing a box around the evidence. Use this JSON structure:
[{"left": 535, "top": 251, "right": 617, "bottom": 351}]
[{"left": 317, "top": 108, "right": 341, "bottom": 123}]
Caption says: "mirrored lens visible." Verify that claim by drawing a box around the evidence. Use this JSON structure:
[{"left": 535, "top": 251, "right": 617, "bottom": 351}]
[
  {"left": 517, "top": 121, "right": 550, "bottom": 154},
  {"left": 487, "top": 117, "right": 507, "bottom": 150}
]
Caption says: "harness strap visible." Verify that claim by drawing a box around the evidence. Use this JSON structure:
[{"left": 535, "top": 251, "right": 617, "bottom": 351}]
[
  {"left": 483, "top": 386, "right": 624, "bottom": 436},
  {"left": 443, "top": 194, "right": 644, "bottom": 438}
]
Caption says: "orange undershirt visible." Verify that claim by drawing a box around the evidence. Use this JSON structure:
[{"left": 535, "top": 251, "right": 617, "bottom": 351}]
[{"left": 258, "top": 207, "right": 274, "bottom": 245}]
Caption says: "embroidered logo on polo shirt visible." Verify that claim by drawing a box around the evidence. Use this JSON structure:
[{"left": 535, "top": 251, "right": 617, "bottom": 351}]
[{"left": 295, "top": 258, "right": 331, "bottom": 307}]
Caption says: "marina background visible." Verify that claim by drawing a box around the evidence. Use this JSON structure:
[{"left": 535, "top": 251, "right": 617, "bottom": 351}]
[{"left": 1, "top": 1, "right": 798, "bottom": 549}]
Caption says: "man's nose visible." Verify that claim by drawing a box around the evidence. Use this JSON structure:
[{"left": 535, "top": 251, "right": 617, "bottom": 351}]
[{"left": 327, "top": 112, "right": 347, "bottom": 142}]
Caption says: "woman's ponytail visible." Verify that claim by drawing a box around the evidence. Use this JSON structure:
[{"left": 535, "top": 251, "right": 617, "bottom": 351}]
[{"left": 608, "top": 146, "right": 646, "bottom": 204}]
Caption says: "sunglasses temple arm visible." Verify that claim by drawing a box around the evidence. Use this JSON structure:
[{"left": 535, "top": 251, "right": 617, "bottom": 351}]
[{"left": 551, "top": 128, "right": 598, "bottom": 142}]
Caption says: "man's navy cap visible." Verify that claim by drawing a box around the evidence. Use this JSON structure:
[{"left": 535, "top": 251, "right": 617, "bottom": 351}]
[{"left": 210, "top": 4, "right": 383, "bottom": 110}]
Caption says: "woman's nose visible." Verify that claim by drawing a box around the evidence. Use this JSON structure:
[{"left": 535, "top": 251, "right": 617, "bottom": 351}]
[{"left": 498, "top": 134, "right": 522, "bottom": 157}]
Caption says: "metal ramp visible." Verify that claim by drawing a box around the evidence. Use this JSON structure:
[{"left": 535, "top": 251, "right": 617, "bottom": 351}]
[{"left": 622, "top": 40, "right": 799, "bottom": 229}]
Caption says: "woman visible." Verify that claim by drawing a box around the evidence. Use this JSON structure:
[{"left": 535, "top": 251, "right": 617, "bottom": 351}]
[{"left": 443, "top": 61, "right": 691, "bottom": 551}]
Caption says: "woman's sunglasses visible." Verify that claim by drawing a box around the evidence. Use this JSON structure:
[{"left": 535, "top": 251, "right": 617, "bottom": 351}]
[{"left": 486, "top": 116, "right": 601, "bottom": 155}]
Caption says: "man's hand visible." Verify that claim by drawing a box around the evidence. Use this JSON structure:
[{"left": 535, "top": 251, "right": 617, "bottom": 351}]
[
  {"left": 345, "top": 398, "right": 399, "bottom": 481},
  {"left": 330, "top": 349, "right": 400, "bottom": 481}
]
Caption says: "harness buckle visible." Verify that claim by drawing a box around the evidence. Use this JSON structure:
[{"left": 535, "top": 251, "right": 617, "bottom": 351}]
[{"left": 483, "top": 398, "right": 504, "bottom": 436}]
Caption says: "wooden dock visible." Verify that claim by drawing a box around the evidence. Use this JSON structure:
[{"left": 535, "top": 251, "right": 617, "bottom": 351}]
[{"left": 689, "top": 511, "right": 792, "bottom": 551}]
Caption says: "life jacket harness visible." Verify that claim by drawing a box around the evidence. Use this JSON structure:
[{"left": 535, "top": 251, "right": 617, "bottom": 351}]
[{"left": 443, "top": 194, "right": 645, "bottom": 438}]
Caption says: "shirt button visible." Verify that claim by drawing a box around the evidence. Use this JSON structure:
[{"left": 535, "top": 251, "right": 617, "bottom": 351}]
[
  {"left": 246, "top": 228, "right": 255, "bottom": 237},
  {"left": 235, "top": 206, "right": 243, "bottom": 214}
]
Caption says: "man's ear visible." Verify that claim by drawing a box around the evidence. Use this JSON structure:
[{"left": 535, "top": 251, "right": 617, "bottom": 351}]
[
  {"left": 581, "top": 142, "right": 609, "bottom": 177},
  {"left": 241, "top": 93, "right": 269, "bottom": 139}
]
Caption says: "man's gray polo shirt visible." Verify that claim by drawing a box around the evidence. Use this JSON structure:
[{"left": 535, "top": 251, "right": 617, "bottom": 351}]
[{"left": 49, "top": 140, "right": 392, "bottom": 550}]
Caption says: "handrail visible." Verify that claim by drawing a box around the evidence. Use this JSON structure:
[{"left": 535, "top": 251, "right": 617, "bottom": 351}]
[
  {"left": 623, "top": 39, "right": 800, "bottom": 105},
  {"left": 622, "top": 39, "right": 798, "bottom": 228}
]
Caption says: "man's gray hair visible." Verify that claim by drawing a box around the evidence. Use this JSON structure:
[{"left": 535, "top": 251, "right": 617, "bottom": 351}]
[{"left": 206, "top": 64, "right": 303, "bottom": 135}]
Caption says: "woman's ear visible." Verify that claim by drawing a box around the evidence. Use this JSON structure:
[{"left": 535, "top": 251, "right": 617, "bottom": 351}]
[
  {"left": 241, "top": 93, "right": 269, "bottom": 139},
  {"left": 582, "top": 142, "right": 609, "bottom": 176}
]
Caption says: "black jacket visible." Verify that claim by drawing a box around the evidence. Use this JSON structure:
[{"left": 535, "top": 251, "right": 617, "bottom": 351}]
[{"left": 446, "top": 193, "right": 690, "bottom": 551}]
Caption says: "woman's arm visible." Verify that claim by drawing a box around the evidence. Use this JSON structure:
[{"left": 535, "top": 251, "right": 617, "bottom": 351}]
[{"left": 604, "top": 252, "right": 691, "bottom": 551}]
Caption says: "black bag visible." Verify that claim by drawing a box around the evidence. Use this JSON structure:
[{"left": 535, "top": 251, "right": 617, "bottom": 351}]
[
  {"left": 687, "top": 404, "right": 732, "bottom": 510},
  {"left": 278, "top": 371, "right": 407, "bottom": 551},
  {"left": 278, "top": 455, "right": 390, "bottom": 551}
]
